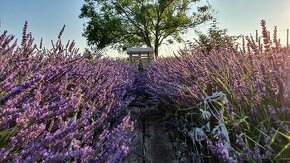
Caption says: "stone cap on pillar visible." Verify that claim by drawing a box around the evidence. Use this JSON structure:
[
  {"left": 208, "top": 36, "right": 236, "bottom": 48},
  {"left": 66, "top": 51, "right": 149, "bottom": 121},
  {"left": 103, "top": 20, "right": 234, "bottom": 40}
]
[{"left": 126, "top": 47, "right": 154, "bottom": 54}]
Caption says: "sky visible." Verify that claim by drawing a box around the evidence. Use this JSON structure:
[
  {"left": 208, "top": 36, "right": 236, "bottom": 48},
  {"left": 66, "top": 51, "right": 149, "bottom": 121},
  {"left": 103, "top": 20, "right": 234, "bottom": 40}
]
[{"left": 0, "top": 0, "right": 290, "bottom": 57}]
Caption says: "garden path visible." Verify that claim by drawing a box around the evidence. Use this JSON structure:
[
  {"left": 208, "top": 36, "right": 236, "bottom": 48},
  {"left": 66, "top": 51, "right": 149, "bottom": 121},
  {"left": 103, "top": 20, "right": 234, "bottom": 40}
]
[{"left": 124, "top": 106, "right": 179, "bottom": 163}]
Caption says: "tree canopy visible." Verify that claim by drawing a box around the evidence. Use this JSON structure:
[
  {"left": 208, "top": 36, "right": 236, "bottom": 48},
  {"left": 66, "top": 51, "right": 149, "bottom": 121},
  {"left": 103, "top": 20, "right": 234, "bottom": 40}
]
[{"left": 79, "top": 0, "right": 213, "bottom": 57}]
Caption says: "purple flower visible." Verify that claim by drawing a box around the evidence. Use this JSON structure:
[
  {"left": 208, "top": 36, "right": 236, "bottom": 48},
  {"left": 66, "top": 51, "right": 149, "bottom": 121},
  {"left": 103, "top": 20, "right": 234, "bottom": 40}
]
[{"left": 236, "top": 135, "right": 245, "bottom": 148}]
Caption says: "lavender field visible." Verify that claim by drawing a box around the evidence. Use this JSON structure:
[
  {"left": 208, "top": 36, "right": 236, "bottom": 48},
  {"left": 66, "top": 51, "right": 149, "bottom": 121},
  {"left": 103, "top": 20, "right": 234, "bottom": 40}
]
[{"left": 0, "top": 21, "right": 289, "bottom": 162}]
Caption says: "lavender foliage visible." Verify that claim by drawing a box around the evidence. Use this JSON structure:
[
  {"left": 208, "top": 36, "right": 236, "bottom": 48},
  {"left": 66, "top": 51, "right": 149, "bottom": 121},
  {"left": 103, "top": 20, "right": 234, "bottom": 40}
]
[
  {"left": 146, "top": 20, "right": 290, "bottom": 162},
  {"left": 0, "top": 24, "right": 136, "bottom": 162}
]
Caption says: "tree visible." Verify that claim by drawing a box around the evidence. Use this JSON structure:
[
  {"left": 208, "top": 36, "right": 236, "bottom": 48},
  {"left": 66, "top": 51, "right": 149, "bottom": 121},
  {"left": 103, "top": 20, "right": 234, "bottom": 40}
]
[
  {"left": 79, "top": 0, "right": 213, "bottom": 57},
  {"left": 193, "top": 20, "right": 240, "bottom": 53}
]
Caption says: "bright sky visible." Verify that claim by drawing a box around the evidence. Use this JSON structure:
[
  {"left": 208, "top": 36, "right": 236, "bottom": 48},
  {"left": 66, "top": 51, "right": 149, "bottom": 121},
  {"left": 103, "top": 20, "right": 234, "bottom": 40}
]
[{"left": 0, "top": 0, "right": 290, "bottom": 57}]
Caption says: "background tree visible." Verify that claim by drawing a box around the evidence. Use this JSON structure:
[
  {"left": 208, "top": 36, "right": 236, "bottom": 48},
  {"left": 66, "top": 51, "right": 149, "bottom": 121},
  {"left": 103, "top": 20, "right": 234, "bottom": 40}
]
[
  {"left": 83, "top": 45, "right": 103, "bottom": 59},
  {"left": 79, "top": 0, "right": 213, "bottom": 57},
  {"left": 193, "top": 20, "right": 241, "bottom": 53}
]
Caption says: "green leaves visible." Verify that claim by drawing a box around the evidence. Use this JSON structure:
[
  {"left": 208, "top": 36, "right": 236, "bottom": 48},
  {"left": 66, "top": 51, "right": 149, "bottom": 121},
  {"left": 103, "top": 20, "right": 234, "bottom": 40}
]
[
  {"left": 0, "top": 127, "right": 17, "bottom": 148},
  {"left": 272, "top": 130, "right": 290, "bottom": 160},
  {"left": 83, "top": 13, "right": 125, "bottom": 49}
]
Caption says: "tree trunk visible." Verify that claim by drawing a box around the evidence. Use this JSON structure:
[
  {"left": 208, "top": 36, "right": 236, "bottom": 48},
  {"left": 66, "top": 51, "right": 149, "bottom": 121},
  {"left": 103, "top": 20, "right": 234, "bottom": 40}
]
[
  {"left": 154, "top": 46, "right": 158, "bottom": 58},
  {"left": 154, "top": 28, "right": 159, "bottom": 58},
  {"left": 154, "top": 37, "right": 159, "bottom": 58}
]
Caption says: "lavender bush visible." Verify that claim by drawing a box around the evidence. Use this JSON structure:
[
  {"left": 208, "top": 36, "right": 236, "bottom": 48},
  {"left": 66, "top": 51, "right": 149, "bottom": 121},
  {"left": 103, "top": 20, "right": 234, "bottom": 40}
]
[
  {"left": 147, "top": 20, "right": 290, "bottom": 162},
  {"left": 0, "top": 22, "right": 136, "bottom": 162}
]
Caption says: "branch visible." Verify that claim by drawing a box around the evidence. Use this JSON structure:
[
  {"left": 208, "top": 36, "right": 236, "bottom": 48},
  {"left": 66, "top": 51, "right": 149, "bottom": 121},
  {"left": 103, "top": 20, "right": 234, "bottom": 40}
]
[
  {"left": 113, "top": 1, "right": 152, "bottom": 46},
  {"left": 157, "top": 0, "right": 176, "bottom": 18},
  {"left": 160, "top": 15, "right": 210, "bottom": 32},
  {"left": 111, "top": 1, "right": 147, "bottom": 38}
]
